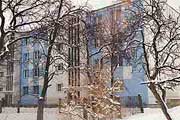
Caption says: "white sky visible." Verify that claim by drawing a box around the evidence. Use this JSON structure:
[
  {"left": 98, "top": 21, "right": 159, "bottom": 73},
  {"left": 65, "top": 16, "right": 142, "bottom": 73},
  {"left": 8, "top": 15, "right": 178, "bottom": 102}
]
[
  {"left": 72, "top": 0, "right": 180, "bottom": 10},
  {"left": 167, "top": 0, "right": 180, "bottom": 11},
  {"left": 72, "top": 0, "right": 113, "bottom": 9}
]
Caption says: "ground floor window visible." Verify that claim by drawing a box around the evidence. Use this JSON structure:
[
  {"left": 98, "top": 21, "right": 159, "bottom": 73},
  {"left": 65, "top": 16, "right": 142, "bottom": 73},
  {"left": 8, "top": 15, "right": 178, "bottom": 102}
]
[
  {"left": 33, "top": 86, "right": 39, "bottom": 94},
  {"left": 23, "top": 86, "right": 28, "bottom": 95}
]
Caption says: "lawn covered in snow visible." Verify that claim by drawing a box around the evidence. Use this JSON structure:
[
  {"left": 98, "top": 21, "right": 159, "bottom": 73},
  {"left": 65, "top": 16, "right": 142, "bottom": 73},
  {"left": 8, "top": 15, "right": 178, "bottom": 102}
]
[
  {"left": 0, "top": 107, "right": 85, "bottom": 120},
  {"left": 0, "top": 108, "right": 60, "bottom": 120},
  {"left": 123, "top": 106, "right": 180, "bottom": 120},
  {"left": 0, "top": 106, "right": 180, "bottom": 120}
]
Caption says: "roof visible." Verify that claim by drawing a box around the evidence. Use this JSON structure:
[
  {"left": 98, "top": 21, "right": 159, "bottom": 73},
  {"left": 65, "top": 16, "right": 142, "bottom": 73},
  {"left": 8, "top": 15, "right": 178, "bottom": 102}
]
[{"left": 91, "top": 1, "right": 128, "bottom": 13}]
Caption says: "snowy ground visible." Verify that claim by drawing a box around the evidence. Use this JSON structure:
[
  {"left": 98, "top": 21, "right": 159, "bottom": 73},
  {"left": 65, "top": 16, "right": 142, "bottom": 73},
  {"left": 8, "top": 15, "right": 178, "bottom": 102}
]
[
  {"left": 123, "top": 106, "right": 180, "bottom": 120},
  {"left": 0, "top": 108, "right": 59, "bottom": 120},
  {"left": 0, "top": 107, "right": 85, "bottom": 120},
  {"left": 0, "top": 106, "right": 180, "bottom": 120}
]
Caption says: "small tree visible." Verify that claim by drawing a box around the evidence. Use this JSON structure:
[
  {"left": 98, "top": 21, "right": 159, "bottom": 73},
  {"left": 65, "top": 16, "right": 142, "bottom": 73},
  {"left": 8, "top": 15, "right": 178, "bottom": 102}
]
[{"left": 77, "top": 2, "right": 141, "bottom": 119}]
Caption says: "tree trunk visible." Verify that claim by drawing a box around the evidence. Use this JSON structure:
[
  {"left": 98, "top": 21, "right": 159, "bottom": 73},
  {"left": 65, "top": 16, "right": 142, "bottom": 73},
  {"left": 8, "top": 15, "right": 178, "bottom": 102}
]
[
  {"left": 0, "top": 100, "right": 2, "bottom": 113},
  {"left": 17, "top": 100, "right": 20, "bottom": 113},
  {"left": 149, "top": 83, "right": 172, "bottom": 120},
  {"left": 37, "top": 98, "right": 44, "bottom": 120}
]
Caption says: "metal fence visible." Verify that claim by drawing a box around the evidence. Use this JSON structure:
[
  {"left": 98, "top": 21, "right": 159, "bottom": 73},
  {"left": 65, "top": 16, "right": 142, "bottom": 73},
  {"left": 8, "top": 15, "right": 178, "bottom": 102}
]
[{"left": 119, "top": 95, "right": 144, "bottom": 118}]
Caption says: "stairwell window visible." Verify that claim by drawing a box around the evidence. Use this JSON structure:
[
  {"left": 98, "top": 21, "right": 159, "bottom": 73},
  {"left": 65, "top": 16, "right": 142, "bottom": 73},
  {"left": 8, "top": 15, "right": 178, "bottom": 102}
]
[
  {"left": 57, "top": 63, "right": 64, "bottom": 71},
  {"left": 57, "top": 84, "right": 63, "bottom": 91},
  {"left": 34, "top": 51, "right": 41, "bottom": 60},
  {"left": 24, "top": 38, "right": 29, "bottom": 46}
]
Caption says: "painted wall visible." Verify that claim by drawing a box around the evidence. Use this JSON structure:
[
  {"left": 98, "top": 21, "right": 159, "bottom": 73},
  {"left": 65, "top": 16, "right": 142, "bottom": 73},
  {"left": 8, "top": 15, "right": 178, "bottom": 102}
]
[
  {"left": 20, "top": 32, "right": 69, "bottom": 105},
  {"left": 20, "top": 33, "right": 47, "bottom": 105},
  {"left": 87, "top": 1, "right": 149, "bottom": 105}
]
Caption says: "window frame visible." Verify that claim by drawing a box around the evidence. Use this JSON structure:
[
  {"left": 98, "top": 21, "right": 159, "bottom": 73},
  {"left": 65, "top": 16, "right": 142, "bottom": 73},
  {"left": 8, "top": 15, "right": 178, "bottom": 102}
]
[
  {"left": 33, "top": 85, "right": 39, "bottom": 94},
  {"left": 23, "top": 53, "right": 29, "bottom": 61},
  {"left": 57, "top": 63, "right": 64, "bottom": 71},
  {"left": 33, "top": 50, "right": 41, "bottom": 60},
  {"left": 33, "top": 66, "right": 39, "bottom": 77},
  {"left": 23, "top": 86, "right": 29, "bottom": 95},
  {"left": 0, "top": 72, "right": 4, "bottom": 77},
  {"left": 23, "top": 69, "right": 29, "bottom": 78},
  {"left": 57, "top": 83, "right": 63, "bottom": 91}
]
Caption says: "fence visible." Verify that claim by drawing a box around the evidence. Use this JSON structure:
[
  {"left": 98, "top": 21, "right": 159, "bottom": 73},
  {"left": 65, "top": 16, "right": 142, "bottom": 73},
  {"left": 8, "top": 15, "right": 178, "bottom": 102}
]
[{"left": 119, "top": 95, "right": 144, "bottom": 118}]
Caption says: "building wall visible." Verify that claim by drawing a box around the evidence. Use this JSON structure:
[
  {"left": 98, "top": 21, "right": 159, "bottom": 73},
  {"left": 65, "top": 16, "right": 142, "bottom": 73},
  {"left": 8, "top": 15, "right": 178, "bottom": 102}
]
[
  {"left": 20, "top": 37, "right": 40, "bottom": 104},
  {"left": 12, "top": 39, "right": 21, "bottom": 105},
  {"left": 47, "top": 72, "right": 68, "bottom": 104},
  {"left": 19, "top": 30, "right": 71, "bottom": 105},
  {"left": 0, "top": 62, "right": 7, "bottom": 100},
  {"left": 87, "top": 1, "right": 149, "bottom": 105},
  {"left": 67, "top": 16, "right": 88, "bottom": 101},
  {"left": 0, "top": 34, "right": 21, "bottom": 106}
]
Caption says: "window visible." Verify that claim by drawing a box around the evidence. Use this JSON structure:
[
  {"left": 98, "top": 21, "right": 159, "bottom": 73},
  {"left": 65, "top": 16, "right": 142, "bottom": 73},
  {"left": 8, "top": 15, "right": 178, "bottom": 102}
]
[
  {"left": 0, "top": 87, "right": 3, "bottom": 91},
  {"left": 57, "top": 63, "right": 64, "bottom": 71},
  {"left": 24, "top": 38, "right": 29, "bottom": 46},
  {"left": 0, "top": 72, "right": 4, "bottom": 77},
  {"left": 77, "top": 91, "right": 80, "bottom": 98},
  {"left": 7, "top": 62, "right": 13, "bottom": 74},
  {"left": 23, "top": 69, "right": 29, "bottom": 78},
  {"left": 24, "top": 53, "right": 29, "bottom": 61},
  {"left": 34, "top": 51, "right": 41, "bottom": 59},
  {"left": 6, "top": 76, "right": 13, "bottom": 91},
  {"left": 23, "top": 86, "right": 28, "bottom": 95},
  {"left": 5, "top": 94, "right": 12, "bottom": 105},
  {"left": 33, "top": 86, "right": 39, "bottom": 94},
  {"left": 33, "top": 67, "right": 39, "bottom": 77},
  {"left": 57, "top": 84, "right": 63, "bottom": 91},
  {"left": 57, "top": 43, "right": 63, "bottom": 53}
]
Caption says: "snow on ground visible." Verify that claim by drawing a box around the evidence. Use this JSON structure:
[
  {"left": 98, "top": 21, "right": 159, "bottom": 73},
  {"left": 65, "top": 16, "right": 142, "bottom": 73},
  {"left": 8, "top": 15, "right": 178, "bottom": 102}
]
[
  {"left": 1, "top": 106, "right": 180, "bottom": 120},
  {"left": 123, "top": 106, "right": 180, "bottom": 120},
  {"left": 0, "top": 107, "right": 59, "bottom": 120},
  {"left": 0, "top": 107, "right": 85, "bottom": 120}
]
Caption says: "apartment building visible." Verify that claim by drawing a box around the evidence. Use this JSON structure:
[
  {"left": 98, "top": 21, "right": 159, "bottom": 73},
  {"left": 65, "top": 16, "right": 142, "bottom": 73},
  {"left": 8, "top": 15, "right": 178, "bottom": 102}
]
[
  {"left": 86, "top": 0, "right": 149, "bottom": 106},
  {"left": 0, "top": 34, "right": 21, "bottom": 106},
  {"left": 19, "top": 15, "right": 87, "bottom": 105},
  {"left": 20, "top": 32, "right": 46, "bottom": 105},
  {"left": 19, "top": 29, "right": 68, "bottom": 105}
]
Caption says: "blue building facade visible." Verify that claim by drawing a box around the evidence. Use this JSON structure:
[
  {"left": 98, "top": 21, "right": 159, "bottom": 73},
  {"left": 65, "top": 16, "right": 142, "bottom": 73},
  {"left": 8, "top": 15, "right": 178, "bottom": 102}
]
[
  {"left": 86, "top": 1, "right": 149, "bottom": 105},
  {"left": 20, "top": 32, "right": 47, "bottom": 105}
]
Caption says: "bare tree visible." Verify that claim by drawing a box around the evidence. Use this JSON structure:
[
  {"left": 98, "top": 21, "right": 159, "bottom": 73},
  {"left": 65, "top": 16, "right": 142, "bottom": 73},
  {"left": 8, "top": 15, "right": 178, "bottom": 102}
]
[
  {"left": 0, "top": 0, "right": 49, "bottom": 59},
  {"left": 130, "top": 0, "right": 180, "bottom": 120},
  {"left": 35, "top": 0, "right": 89, "bottom": 120},
  {"left": 85, "top": 1, "right": 140, "bottom": 88}
]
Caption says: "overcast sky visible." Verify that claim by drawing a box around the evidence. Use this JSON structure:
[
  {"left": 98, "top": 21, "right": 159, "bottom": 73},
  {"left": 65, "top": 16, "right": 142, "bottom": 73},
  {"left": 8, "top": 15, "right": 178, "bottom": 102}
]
[
  {"left": 167, "top": 0, "right": 180, "bottom": 10},
  {"left": 72, "top": 0, "right": 113, "bottom": 9},
  {"left": 72, "top": 0, "right": 180, "bottom": 10}
]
